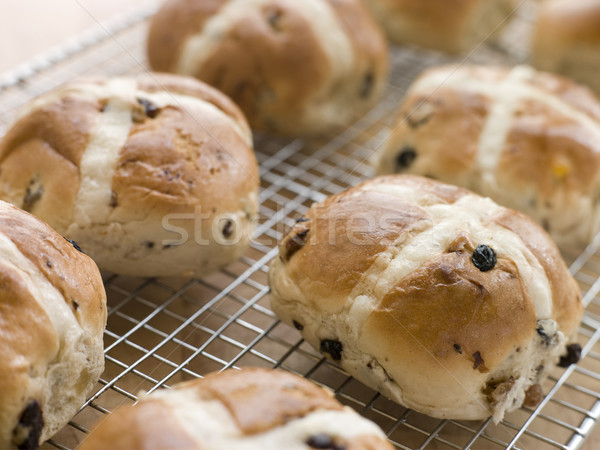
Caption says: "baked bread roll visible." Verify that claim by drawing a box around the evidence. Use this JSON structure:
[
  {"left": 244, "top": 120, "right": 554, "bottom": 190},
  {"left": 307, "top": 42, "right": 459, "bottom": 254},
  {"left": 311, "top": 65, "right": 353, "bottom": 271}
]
[
  {"left": 269, "top": 175, "right": 583, "bottom": 422},
  {"left": 533, "top": 0, "right": 600, "bottom": 97},
  {"left": 79, "top": 368, "right": 393, "bottom": 449},
  {"left": 147, "top": 0, "right": 388, "bottom": 136},
  {"left": 0, "top": 73, "right": 259, "bottom": 277},
  {"left": 360, "top": 0, "right": 517, "bottom": 53},
  {"left": 374, "top": 64, "right": 600, "bottom": 251},
  {"left": 0, "top": 201, "right": 106, "bottom": 449}
]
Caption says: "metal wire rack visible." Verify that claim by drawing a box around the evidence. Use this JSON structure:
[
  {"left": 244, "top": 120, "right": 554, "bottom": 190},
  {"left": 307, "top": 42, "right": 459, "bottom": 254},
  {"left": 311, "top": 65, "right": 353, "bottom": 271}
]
[{"left": 0, "top": 1, "right": 599, "bottom": 449}]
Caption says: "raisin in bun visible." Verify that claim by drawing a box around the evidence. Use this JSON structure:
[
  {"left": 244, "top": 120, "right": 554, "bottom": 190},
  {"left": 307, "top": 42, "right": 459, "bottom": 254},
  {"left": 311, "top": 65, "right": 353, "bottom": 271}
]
[
  {"left": 374, "top": 64, "right": 600, "bottom": 251},
  {"left": 269, "top": 175, "right": 582, "bottom": 422},
  {"left": 360, "top": 0, "right": 517, "bottom": 53},
  {"left": 79, "top": 368, "right": 393, "bottom": 450},
  {"left": 147, "top": 0, "right": 388, "bottom": 136},
  {"left": 0, "top": 73, "right": 259, "bottom": 277},
  {"left": 0, "top": 201, "right": 106, "bottom": 449},
  {"left": 533, "top": 0, "right": 600, "bottom": 97}
]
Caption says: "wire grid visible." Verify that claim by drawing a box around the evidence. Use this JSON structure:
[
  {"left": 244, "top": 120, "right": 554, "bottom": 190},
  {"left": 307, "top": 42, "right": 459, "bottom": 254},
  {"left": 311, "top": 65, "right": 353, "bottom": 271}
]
[{"left": 0, "top": 1, "right": 598, "bottom": 449}]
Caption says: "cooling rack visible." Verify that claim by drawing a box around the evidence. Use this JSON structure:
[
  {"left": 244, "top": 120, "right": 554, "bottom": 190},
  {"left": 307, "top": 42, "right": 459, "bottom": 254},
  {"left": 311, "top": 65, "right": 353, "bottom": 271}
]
[{"left": 0, "top": 1, "right": 599, "bottom": 449}]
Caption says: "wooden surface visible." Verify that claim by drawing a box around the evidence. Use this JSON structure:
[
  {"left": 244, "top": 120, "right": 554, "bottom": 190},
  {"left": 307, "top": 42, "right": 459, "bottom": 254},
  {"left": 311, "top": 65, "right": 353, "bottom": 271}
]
[{"left": 0, "top": 1, "right": 598, "bottom": 449}]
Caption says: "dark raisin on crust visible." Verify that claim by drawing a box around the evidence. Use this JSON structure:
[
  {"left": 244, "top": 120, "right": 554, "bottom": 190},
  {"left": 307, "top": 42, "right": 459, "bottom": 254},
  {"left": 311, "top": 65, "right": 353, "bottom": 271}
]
[
  {"left": 72, "top": 301, "right": 79, "bottom": 310},
  {"left": 145, "top": 241, "right": 155, "bottom": 249},
  {"left": 320, "top": 339, "right": 343, "bottom": 361},
  {"left": 558, "top": 343, "right": 582, "bottom": 367},
  {"left": 23, "top": 177, "right": 44, "bottom": 212},
  {"left": 109, "top": 190, "right": 118, "bottom": 207},
  {"left": 292, "top": 320, "right": 304, "bottom": 331},
  {"left": 284, "top": 228, "right": 309, "bottom": 261},
  {"left": 306, "top": 434, "right": 333, "bottom": 448},
  {"left": 65, "top": 238, "right": 85, "bottom": 254},
  {"left": 137, "top": 97, "right": 159, "bottom": 118},
  {"left": 472, "top": 244, "right": 496, "bottom": 272},
  {"left": 395, "top": 146, "right": 417, "bottom": 170},
  {"left": 472, "top": 351, "right": 489, "bottom": 373},
  {"left": 267, "top": 10, "right": 283, "bottom": 31},
  {"left": 306, "top": 434, "right": 346, "bottom": 449},
  {"left": 12, "top": 400, "right": 44, "bottom": 450},
  {"left": 453, "top": 343, "right": 463, "bottom": 354},
  {"left": 222, "top": 220, "right": 234, "bottom": 238},
  {"left": 542, "top": 219, "right": 550, "bottom": 232},
  {"left": 360, "top": 71, "right": 374, "bottom": 98}
]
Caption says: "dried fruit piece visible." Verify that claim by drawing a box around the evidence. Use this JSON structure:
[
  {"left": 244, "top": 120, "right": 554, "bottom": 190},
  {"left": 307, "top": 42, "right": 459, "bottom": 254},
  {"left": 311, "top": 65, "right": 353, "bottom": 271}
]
[
  {"left": 13, "top": 400, "right": 44, "bottom": 450},
  {"left": 222, "top": 220, "right": 234, "bottom": 238},
  {"left": 395, "top": 146, "right": 417, "bottom": 169},
  {"left": 137, "top": 97, "right": 159, "bottom": 118},
  {"left": 360, "top": 71, "right": 374, "bottom": 98},
  {"left": 558, "top": 343, "right": 582, "bottom": 367},
  {"left": 284, "top": 228, "right": 309, "bottom": 261},
  {"left": 472, "top": 244, "right": 496, "bottom": 272},
  {"left": 65, "top": 238, "right": 84, "bottom": 254},
  {"left": 320, "top": 339, "right": 343, "bottom": 361}
]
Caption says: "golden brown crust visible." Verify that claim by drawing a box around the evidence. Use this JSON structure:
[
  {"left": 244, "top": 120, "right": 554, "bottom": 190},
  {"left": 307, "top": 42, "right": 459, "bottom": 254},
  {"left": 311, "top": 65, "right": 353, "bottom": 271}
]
[
  {"left": 147, "top": 0, "right": 388, "bottom": 135},
  {"left": 389, "top": 88, "right": 490, "bottom": 176},
  {"left": 0, "top": 139, "right": 80, "bottom": 231},
  {"left": 0, "top": 95, "right": 98, "bottom": 167},
  {"left": 376, "top": 65, "right": 600, "bottom": 249},
  {"left": 182, "top": 368, "right": 343, "bottom": 435},
  {"left": 113, "top": 96, "right": 257, "bottom": 222},
  {"left": 323, "top": 0, "right": 389, "bottom": 101},
  {"left": 363, "top": 0, "right": 514, "bottom": 53},
  {"left": 184, "top": 0, "right": 331, "bottom": 130},
  {"left": 373, "top": 0, "right": 479, "bottom": 36},
  {"left": 0, "top": 201, "right": 106, "bottom": 448},
  {"left": 0, "top": 73, "right": 259, "bottom": 276},
  {"left": 0, "top": 96, "right": 97, "bottom": 230},
  {"left": 0, "top": 264, "right": 59, "bottom": 441},
  {"left": 491, "top": 209, "right": 583, "bottom": 338},
  {"left": 148, "top": 0, "right": 332, "bottom": 128},
  {"left": 499, "top": 97, "right": 600, "bottom": 199},
  {"left": 136, "top": 72, "right": 252, "bottom": 137},
  {"left": 147, "top": 0, "right": 223, "bottom": 73},
  {"left": 80, "top": 368, "right": 392, "bottom": 449},
  {"left": 79, "top": 400, "right": 198, "bottom": 450},
  {"left": 535, "top": 0, "right": 600, "bottom": 45},
  {"left": 280, "top": 187, "right": 431, "bottom": 312},
  {"left": 532, "top": 1, "right": 600, "bottom": 96},
  {"left": 528, "top": 71, "right": 600, "bottom": 121},
  {"left": 366, "top": 234, "right": 535, "bottom": 375},
  {"left": 0, "top": 73, "right": 257, "bottom": 225},
  {"left": 363, "top": 174, "right": 471, "bottom": 206},
  {"left": 0, "top": 203, "right": 106, "bottom": 335},
  {"left": 270, "top": 174, "right": 582, "bottom": 420}
]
